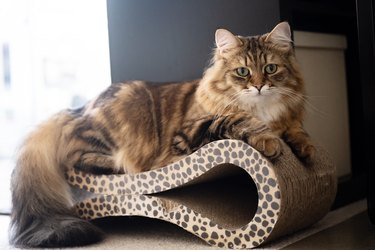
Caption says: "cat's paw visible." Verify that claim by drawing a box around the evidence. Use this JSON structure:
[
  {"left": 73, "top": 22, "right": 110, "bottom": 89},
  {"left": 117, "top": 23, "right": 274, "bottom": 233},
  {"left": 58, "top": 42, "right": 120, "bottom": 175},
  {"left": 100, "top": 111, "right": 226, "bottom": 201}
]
[
  {"left": 171, "top": 133, "right": 191, "bottom": 155},
  {"left": 250, "top": 133, "right": 282, "bottom": 159},
  {"left": 294, "top": 143, "right": 316, "bottom": 166}
]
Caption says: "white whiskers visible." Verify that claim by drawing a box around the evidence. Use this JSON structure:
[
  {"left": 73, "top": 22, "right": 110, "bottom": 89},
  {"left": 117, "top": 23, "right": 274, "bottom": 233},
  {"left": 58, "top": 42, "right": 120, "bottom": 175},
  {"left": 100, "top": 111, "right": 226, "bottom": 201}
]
[
  {"left": 212, "top": 91, "right": 242, "bottom": 119},
  {"left": 276, "top": 87, "right": 329, "bottom": 117}
]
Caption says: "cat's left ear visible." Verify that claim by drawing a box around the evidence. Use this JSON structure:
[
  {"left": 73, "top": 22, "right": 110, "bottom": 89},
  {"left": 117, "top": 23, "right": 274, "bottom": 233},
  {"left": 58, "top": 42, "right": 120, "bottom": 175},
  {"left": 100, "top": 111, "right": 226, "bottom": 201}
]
[
  {"left": 215, "top": 29, "right": 241, "bottom": 54},
  {"left": 265, "top": 22, "right": 292, "bottom": 49}
]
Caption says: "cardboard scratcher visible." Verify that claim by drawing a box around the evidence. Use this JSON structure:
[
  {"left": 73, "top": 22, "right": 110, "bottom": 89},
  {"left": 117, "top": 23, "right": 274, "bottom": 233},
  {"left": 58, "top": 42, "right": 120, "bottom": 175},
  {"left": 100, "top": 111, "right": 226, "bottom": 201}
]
[{"left": 66, "top": 139, "right": 337, "bottom": 249}]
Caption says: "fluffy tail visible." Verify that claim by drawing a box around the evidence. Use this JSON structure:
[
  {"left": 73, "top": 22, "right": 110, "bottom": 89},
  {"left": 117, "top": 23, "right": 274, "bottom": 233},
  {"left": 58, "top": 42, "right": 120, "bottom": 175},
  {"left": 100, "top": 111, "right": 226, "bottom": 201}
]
[{"left": 10, "top": 113, "right": 103, "bottom": 247}]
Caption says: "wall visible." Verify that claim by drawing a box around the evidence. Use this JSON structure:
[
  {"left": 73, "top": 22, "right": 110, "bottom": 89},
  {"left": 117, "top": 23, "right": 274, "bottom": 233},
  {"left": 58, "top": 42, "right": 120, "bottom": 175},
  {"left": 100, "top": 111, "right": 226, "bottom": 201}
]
[{"left": 107, "top": 0, "right": 280, "bottom": 82}]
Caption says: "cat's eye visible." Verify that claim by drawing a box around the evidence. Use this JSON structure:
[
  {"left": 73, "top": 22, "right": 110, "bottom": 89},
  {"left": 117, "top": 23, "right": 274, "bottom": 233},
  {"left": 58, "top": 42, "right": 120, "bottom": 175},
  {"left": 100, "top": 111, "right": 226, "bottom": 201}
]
[
  {"left": 264, "top": 64, "right": 278, "bottom": 74},
  {"left": 236, "top": 67, "right": 250, "bottom": 77}
]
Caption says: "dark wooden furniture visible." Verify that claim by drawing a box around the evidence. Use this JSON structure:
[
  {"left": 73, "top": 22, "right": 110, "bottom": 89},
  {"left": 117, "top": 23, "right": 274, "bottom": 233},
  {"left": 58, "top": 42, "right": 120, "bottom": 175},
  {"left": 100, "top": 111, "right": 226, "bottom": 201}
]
[
  {"left": 356, "top": 0, "right": 375, "bottom": 224},
  {"left": 279, "top": 0, "right": 374, "bottom": 223}
]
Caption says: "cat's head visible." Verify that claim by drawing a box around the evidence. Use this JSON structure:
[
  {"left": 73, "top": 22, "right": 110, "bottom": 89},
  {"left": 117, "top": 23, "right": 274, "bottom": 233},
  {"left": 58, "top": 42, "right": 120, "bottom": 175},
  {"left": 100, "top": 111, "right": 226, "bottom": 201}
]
[{"left": 201, "top": 22, "right": 305, "bottom": 122}]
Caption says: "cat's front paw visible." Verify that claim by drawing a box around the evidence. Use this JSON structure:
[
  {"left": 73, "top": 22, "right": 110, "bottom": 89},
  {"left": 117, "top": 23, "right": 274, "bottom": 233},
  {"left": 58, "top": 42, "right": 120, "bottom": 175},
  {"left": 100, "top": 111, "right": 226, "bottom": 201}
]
[
  {"left": 171, "top": 133, "right": 191, "bottom": 155},
  {"left": 294, "top": 143, "right": 316, "bottom": 165},
  {"left": 250, "top": 133, "right": 282, "bottom": 159}
]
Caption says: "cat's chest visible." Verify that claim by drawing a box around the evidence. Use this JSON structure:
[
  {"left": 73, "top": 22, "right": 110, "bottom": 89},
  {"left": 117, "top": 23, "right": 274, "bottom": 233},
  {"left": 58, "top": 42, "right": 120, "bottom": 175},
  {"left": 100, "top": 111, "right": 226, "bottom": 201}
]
[{"left": 252, "top": 104, "right": 286, "bottom": 125}]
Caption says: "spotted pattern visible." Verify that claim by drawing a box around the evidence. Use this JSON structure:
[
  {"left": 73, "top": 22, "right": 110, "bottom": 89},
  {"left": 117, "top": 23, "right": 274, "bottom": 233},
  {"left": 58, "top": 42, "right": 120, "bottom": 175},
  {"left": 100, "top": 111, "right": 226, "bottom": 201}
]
[{"left": 66, "top": 140, "right": 281, "bottom": 249}]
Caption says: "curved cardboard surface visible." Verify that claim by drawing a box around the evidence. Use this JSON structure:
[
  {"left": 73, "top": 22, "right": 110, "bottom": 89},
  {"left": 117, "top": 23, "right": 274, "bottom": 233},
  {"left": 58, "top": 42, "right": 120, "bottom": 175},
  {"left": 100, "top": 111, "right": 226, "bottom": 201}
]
[{"left": 66, "top": 140, "right": 337, "bottom": 249}]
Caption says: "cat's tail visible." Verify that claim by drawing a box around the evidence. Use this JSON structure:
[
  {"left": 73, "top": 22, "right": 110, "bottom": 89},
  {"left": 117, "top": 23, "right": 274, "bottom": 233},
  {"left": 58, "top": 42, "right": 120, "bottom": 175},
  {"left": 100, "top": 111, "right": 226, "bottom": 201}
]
[{"left": 9, "top": 112, "right": 103, "bottom": 247}]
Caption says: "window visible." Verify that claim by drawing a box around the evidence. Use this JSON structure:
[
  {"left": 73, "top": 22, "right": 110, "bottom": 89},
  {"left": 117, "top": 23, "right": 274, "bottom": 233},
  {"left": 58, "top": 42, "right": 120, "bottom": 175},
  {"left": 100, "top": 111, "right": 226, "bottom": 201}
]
[{"left": 0, "top": 0, "right": 111, "bottom": 213}]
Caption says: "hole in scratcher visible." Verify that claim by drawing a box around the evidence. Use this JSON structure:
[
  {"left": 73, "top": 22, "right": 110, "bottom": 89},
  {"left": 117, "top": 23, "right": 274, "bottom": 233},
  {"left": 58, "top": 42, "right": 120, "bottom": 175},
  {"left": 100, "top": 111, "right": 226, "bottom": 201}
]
[{"left": 149, "top": 164, "right": 258, "bottom": 230}]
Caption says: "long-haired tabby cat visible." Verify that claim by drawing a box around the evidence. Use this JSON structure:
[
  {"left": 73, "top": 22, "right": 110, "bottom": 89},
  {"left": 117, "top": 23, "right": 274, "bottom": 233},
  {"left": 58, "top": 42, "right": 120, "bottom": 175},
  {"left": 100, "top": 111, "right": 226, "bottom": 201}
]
[{"left": 10, "top": 22, "right": 315, "bottom": 247}]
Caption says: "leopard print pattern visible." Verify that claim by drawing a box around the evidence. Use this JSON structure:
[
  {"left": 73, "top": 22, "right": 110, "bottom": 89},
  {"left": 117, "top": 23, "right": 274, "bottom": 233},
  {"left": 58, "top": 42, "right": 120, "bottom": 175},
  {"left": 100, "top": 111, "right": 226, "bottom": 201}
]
[{"left": 66, "top": 140, "right": 281, "bottom": 249}]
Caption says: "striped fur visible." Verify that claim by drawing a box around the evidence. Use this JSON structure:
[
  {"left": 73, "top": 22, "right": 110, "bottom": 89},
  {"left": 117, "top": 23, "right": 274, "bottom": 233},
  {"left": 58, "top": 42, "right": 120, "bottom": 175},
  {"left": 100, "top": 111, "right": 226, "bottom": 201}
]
[{"left": 10, "top": 22, "right": 314, "bottom": 247}]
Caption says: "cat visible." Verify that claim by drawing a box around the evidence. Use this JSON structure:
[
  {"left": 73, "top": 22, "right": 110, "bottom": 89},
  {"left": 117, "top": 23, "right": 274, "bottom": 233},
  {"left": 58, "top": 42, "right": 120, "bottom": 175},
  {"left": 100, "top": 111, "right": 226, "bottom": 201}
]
[{"left": 10, "top": 22, "right": 315, "bottom": 247}]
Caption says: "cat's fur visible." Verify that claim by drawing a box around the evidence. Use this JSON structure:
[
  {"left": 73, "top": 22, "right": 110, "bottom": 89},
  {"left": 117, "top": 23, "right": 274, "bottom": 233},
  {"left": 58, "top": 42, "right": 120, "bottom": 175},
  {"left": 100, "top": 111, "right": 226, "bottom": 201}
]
[{"left": 10, "top": 22, "right": 315, "bottom": 247}]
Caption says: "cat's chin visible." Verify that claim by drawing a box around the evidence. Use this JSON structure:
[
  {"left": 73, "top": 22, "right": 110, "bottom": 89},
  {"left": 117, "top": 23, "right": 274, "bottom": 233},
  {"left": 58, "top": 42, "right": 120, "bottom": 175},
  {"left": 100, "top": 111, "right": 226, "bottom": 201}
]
[
  {"left": 251, "top": 93, "right": 272, "bottom": 98},
  {"left": 241, "top": 93, "right": 274, "bottom": 104},
  {"left": 239, "top": 93, "right": 282, "bottom": 113}
]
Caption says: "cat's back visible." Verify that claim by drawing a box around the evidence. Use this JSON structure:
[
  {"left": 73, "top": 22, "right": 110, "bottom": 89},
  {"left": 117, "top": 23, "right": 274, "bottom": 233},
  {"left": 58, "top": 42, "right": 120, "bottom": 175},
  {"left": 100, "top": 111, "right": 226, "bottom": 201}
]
[
  {"left": 89, "top": 80, "right": 199, "bottom": 110},
  {"left": 71, "top": 80, "right": 200, "bottom": 133}
]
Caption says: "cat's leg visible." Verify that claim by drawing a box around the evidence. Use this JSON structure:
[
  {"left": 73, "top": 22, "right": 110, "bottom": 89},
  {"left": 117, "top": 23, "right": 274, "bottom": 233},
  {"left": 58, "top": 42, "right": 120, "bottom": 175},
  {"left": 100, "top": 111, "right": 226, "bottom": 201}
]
[
  {"left": 209, "top": 113, "right": 282, "bottom": 159},
  {"left": 172, "top": 115, "right": 214, "bottom": 155},
  {"left": 74, "top": 152, "right": 121, "bottom": 174},
  {"left": 173, "top": 113, "right": 282, "bottom": 159},
  {"left": 283, "top": 125, "right": 316, "bottom": 164}
]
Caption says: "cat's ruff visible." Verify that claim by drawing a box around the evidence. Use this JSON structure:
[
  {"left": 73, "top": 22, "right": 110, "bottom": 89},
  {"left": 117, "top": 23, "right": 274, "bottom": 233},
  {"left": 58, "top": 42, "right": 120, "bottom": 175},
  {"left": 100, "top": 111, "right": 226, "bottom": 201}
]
[{"left": 66, "top": 139, "right": 336, "bottom": 249}]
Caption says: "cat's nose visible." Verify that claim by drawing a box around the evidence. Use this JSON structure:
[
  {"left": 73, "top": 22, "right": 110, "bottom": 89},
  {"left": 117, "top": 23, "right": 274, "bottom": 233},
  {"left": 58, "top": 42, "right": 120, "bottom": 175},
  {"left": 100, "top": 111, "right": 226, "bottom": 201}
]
[{"left": 254, "top": 84, "right": 264, "bottom": 92}]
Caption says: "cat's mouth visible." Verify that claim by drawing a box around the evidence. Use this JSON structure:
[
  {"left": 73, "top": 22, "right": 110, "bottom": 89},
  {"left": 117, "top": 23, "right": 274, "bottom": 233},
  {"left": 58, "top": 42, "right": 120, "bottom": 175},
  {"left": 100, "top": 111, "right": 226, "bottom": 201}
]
[
  {"left": 246, "top": 85, "right": 272, "bottom": 97},
  {"left": 247, "top": 90, "right": 271, "bottom": 98}
]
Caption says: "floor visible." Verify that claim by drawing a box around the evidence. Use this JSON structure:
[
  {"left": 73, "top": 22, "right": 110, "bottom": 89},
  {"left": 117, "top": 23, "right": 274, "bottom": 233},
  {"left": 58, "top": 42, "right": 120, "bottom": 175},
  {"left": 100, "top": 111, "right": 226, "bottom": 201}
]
[
  {"left": 0, "top": 200, "right": 373, "bottom": 250},
  {"left": 284, "top": 212, "right": 375, "bottom": 249}
]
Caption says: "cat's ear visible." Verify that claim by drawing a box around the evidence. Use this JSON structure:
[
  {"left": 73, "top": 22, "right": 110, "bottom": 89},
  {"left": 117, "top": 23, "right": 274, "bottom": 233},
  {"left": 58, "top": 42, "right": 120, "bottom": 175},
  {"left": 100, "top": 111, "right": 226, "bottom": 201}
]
[
  {"left": 265, "top": 22, "right": 292, "bottom": 49},
  {"left": 215, "top": 29, "right": 240, "bottom": 54}
]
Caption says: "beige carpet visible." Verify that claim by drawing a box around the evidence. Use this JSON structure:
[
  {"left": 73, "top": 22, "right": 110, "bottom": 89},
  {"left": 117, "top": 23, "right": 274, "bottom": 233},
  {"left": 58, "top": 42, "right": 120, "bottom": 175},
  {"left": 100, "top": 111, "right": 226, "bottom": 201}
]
[{"left": 0, "top": 200, "right": 366, "bottom": 250}]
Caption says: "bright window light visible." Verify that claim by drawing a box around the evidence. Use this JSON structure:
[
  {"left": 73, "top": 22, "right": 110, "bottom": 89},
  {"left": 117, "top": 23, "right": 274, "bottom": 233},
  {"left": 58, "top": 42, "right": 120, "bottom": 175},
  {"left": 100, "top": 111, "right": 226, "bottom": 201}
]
[{"left": 0, "top": 0, "right": 111, "bottom": 213}]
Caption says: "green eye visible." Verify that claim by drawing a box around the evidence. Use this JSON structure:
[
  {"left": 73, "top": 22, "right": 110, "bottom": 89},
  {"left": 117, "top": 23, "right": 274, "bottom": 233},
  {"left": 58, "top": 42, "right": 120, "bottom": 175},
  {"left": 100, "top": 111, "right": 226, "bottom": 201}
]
[
  {"left": 236, "top": 67, "right": 250, "bottom": 77},
  {"left": 265, "top": 64, "right": 278, "bottom": 74}
]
